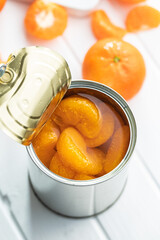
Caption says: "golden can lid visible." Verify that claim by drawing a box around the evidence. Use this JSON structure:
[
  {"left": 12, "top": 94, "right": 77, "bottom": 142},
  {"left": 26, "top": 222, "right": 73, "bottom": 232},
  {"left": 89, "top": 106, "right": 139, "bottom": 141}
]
[{"left": 0, "top": 46, "right": 71, "bottom": 145}]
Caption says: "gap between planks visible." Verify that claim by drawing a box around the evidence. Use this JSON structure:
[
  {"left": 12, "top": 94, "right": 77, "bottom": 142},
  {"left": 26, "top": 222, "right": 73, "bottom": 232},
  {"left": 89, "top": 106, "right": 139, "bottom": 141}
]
[{"left": 0, "top": 191, "right": 28, "bottom": 240}]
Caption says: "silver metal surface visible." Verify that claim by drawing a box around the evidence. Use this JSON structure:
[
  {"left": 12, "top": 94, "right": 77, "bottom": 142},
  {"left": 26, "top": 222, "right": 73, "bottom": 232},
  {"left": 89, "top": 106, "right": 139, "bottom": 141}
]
[
  {"left": 27, "top": 80, "right": 137, "bottom": 217},
  {"left": 0, "top": 46, "right": 71, "bottom": 145}
]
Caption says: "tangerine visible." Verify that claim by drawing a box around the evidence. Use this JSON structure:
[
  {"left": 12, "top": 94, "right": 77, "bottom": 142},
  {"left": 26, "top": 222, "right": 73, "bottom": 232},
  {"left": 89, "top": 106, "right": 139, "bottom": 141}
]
[
  {"left": 74, "top": 174, "right": 95, "bottom": 180},
  {"left": 24, "top": 0, "right": 68, "bottom": 40},
  {"left": 57, "top": 127, "right": 103, "bottom": 175},
  {"left": 32, "top": 119, "right": 60, "bottom": 167},
  {"left": 82, "top": 38, "right": 146, "bottom": 100},
  {"left": 126, "top": 6, "right": 160, "bottom": 32},
  {"left": 91, "top": 10, "right": 126, "bottom": 40}
]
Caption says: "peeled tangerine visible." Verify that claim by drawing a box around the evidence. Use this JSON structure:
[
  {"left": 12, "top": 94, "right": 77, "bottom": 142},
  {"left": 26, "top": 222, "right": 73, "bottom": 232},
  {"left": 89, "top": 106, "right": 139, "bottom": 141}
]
[
  {"left": 104, "top": 125, "right": 130, "bottom": 173},
  {"left": 57, "top": 127, "right": 103, "bottom": 175},
  {"left": 24, "top": 0, "right": 68, "bottom": 40},
  {"left": 52, "top": 95, "right": 102, "bottom": 139},
  {"left": 91, "top": 10, "right": 126, "bottom": 40},
  {"left": 32, "top": 119, "right": 60, "bottom": 167}
]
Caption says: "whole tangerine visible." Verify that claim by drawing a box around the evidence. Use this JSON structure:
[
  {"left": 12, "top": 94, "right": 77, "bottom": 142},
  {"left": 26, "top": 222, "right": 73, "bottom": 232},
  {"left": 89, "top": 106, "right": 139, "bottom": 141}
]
[
  {"left": 24, "top": 0, "right": 68, "bottom": 40},
  {"left": 82, "top": 38, "right": 146, "bottom": 100}
]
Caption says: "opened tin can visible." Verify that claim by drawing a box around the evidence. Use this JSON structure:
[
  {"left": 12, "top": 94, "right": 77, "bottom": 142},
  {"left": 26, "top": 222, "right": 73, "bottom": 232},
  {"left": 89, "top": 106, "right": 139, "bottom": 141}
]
[{"left": 27, "top": 80, "right": 136, "bottom": 217}]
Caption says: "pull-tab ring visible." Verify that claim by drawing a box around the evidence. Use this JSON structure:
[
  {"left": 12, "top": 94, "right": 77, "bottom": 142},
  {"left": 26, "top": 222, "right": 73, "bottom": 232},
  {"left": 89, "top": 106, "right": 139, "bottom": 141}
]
[{"left": 0, "top": 64, "right": 7, "bottom": 78}]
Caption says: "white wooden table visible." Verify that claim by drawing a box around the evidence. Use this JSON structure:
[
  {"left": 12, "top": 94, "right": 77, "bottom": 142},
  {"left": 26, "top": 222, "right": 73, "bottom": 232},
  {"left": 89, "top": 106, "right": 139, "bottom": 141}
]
[{"left": 0, "top": 0, "right": 160, "bottom": 239}]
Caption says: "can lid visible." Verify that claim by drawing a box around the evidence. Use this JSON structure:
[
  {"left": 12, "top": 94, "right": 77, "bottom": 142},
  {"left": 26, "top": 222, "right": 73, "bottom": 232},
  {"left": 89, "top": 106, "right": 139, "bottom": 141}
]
[{"left": 0, "top": 46, "right": 71, "bottom": 145}]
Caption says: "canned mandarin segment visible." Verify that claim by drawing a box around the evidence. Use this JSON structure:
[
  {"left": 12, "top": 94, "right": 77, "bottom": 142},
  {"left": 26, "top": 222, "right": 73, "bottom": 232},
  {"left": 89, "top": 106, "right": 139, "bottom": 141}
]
[
  {"left": 24, "top": 0, "right": 68, "bottom": 40},
  {"left": 32, "top": 119, "right": 60, "bottom": 167},
  {"left": 52, "top": 95, "right": 102, "bottom": 139},
  {"left": 82, "top": 38, "right": 146, "bottom": 100},
  {"left": 104, "top": 125, "right": 130, "bottom": 173},
  {"left": 125, "top": 6, "right": 160, "bottom": 32},
  {"left": 74, "top": 174, "right": 95, "bottom": 180},
  {"left": 85, "top": 111, "right": 114, "bottom": 147},
  {"left": 91, "top": 10, "right": 126, "bottom": 40},
  {"left": 57, "top": 127, "right": 103, "bottom": 175},
  {"left": 49, "top": 152, "right": 75, "bottom": 179},
  {"left": 32, "top": 91, "right": 131, "bottom": 180}
]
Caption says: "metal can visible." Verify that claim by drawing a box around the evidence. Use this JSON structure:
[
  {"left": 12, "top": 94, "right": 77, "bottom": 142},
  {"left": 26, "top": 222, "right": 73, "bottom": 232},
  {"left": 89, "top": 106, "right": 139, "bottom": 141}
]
[{"left": 27, "top": 80, "right": 136, "bottom": 217}]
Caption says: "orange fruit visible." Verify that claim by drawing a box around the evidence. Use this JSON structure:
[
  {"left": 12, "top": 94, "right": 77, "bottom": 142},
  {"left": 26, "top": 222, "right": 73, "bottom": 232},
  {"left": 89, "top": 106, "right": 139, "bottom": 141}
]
[
  {"left": 52, "top": 95, "right": 102, "bottom": 138},
  {"left": 24, "top": 0, "right": 68, "bottom": 40},
  {"left": 91, "top": 10, "right": 126, "bottom": 40},
  {"left": 57, "top": 127, "right": 103, "bottom": 175},
  {"left": 104, "top": 125, "right": 130, "bottom": 173},
  {"left": 49, "top": 152, "right": 75, "bottom": 179},
  {"left": 117, "top": 0, "right": 145, "bottom": 4},
  {"left": 32, "top": 119, "right": 60, "bottom": 167},
  {"left": 0, "top": 0, "right": 6, "bottom": 11},
  {"left": 74, "top": 174, "right": 95, "bottom": 180},
  {"left": 85, "top": 110, "right": 114, "bottom": 147},
  {"left": 82, "top": 38, "right": 146, "bottom": 100},
  {"left": 126, "top": 6, "right": 160, "bottom": 32}
]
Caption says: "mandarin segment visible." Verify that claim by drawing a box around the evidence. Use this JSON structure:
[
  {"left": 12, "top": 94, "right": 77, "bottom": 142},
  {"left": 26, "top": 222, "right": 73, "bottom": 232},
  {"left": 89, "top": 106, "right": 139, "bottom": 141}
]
[
  {"left": 82, "top": 38, "right": 146, "bottom": 100},
  {"left": 104, "top": 125, "right": 130, "bottom": 173},
  {"left": 24, "top": 0, "right": 68, "bottom": 40},
  {"left": 32, "top": 119, "right": 60, "bottom": 167},
  {"left": 98, "top": 102, "right": 124, "bottom": 131},
  {"left": 49, "top": 153, "right": 75, "bottom": 179},
  {"left": 85, "top": 111, "right": 114, "bottom": 147},
  {"left": 74, "top": 174, "right": 95, "bottom": 180},
  {"left": 52, "top": 95, "right": 102, "bottom": 138},
  {"left": 57, "top": 127, "right": 103, "bottom": 175},
  {"left": 126, "top": 6, "right": 160, "bottom": 32},
  {"left": 91, "top": 10, "right": 126, "bottom": 40}
]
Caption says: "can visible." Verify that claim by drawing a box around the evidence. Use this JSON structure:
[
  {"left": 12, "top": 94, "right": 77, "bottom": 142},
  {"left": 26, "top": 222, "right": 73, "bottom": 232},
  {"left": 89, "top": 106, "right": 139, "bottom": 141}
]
[{"left": 27, "top": 80, "right": 137, "bottom": 218}]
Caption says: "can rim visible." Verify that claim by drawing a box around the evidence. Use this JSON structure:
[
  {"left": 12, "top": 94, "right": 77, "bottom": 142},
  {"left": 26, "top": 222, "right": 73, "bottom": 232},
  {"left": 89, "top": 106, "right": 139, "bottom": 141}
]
[{"left": 27, "top": 80, "right": 137, "bottom": 186}]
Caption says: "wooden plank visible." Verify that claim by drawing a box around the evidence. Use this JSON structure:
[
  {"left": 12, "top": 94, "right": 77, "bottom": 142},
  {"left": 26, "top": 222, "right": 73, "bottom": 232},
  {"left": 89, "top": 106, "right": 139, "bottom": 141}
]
[
  {"left": 97, "top": 152, "right": 160, "bottom": 240},
  {"left": 0, "top": 191, "right": 26, "bottom": 240}
]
